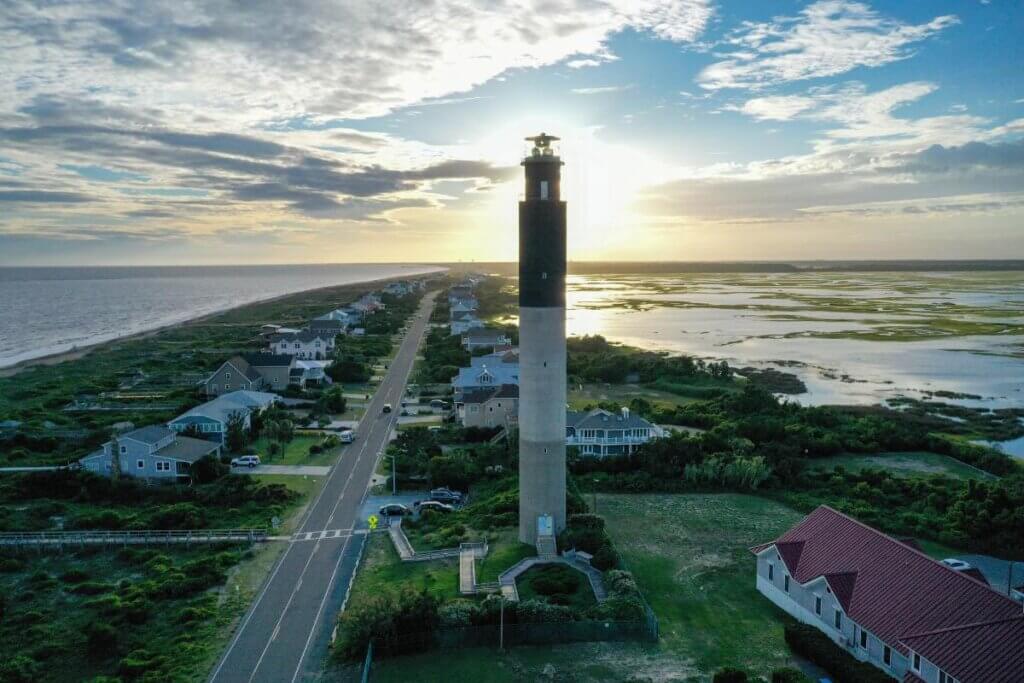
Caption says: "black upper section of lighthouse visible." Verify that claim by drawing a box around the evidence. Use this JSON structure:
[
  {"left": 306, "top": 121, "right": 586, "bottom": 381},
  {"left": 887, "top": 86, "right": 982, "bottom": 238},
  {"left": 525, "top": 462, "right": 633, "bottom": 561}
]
[{"left": 519, "top": 133, "right": 567, "bottom": 308}]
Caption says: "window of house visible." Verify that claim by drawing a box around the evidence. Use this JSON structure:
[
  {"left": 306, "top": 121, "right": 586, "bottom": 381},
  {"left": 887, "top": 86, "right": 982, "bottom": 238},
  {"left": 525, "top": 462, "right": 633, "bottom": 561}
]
[
  {"left": 912, "top": 653, "right": 921, "bottom": 672},
  {"left": 860, "top": 629, "right": 868, "bottom": 649},
  {"left": 137, "top": 460, "right": 145, "bottom": 469},
  {"left": 938, "top": 672, "right": 957, "bottom": 683},
  {"left": 784, "top": 575, "right": 789, "bottom": 593},
  {"left": 120, "top": 445, "right": 127, "bottom": 454},
  {"left": 768, "top": 563, "right": 773, "bottom": 581},
  {"left": 225, "top": 384, "right": 231, "bottom": 390},
  {"left": 883, "top": 645, "right": 892, "bottom": 666},
  {"left": 815, "top": 596, "right": 822, "bottom": 615},
  {"left": 156, "top": 461, "right": 170, "bottom": 472},
  {"left": 834, "top": 611, "right": 842, "bottom": 630},
  {"left": 225, "top": 372, "right": 231, "bottom": 379}
]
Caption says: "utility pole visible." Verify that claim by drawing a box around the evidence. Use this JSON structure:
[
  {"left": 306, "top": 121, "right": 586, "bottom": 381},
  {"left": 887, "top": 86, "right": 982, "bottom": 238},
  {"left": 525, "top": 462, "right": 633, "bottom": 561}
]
[
  {"left": 593, "top": 479, "right": 599, "bottom": 513},
  {"left": 391, "top": 452, "right": 397, "bottom": 495},
  {"left": 499, "top": 596, "right": 505, "bottom": 651}
]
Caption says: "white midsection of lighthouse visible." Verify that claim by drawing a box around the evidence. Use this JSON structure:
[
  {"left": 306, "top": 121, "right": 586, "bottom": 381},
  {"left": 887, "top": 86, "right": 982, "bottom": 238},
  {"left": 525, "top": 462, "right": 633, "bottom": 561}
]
[{"left": 518, "top": 305, "right": 567, "bottom": 544}]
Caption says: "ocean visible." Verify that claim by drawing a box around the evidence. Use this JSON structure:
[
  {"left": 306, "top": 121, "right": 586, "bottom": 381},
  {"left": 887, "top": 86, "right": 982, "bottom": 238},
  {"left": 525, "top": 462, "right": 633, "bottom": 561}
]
[{"left": 0, "top": 264, "right": 443, "bottom": 368}]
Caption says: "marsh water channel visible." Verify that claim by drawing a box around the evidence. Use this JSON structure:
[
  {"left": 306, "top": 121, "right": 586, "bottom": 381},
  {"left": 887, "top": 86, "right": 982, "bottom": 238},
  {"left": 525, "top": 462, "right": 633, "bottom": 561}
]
[{"left": 561, "top": 271, "right": 1024, "bottom": 453}]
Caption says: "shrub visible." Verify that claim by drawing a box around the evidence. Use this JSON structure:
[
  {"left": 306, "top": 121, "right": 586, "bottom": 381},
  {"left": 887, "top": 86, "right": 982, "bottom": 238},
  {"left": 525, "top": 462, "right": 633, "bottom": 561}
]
[
  {"left": 60, "top": 569, "right": 90, "bottom": 584},
  {"left": 713, "top": 668, "right": 748, "bottom": 683},
  {"left": 0, "top": 655, "right": 40, "bottom": 683},
  {"left": 0, "top": 557, "right": 25, "bottom": 572},
  {"left": 527, "top": 565, "right": 582, "bottom": 597},
  {"left": 591, "top": 544, "right": 620, "bottom": 571},
  {"left": 69, "top": 581, "right": 113, "bottom": 596},
  {"left": 772, "top": 668, "right": 811, "bottom": 683},
  {"left": 784, "top": 624, "right": 893, "bottom": 683},
  {"left": 86, "top": 622, "right": 118, "bottom": 660},
  {"left": 335, "top": 590, "right": 440, "bottom": 660}
]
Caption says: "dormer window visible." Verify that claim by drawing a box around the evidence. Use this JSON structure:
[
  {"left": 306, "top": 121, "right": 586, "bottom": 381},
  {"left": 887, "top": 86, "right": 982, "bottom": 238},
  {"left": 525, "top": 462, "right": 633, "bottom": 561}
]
[
  {"left": 225, "top": 372, "right": 231, "bottom": 379},
  {"left": 912, "top": 653, "right": 921, "bottom": 672}
]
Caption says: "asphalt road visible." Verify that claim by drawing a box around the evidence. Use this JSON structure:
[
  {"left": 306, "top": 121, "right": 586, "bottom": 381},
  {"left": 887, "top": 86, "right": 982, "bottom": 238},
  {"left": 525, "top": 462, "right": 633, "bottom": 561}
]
[{"left": 209, "top": 291, "right": 437, "bottom": 683}]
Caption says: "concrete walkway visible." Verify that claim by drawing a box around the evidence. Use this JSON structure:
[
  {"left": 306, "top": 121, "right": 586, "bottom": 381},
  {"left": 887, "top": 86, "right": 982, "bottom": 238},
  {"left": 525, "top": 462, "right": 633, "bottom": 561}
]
[
  {"left": 235, "top": 465, "right": 331, "bottom": 476},
  {"left": 498, "top": 554, "right": 608, "bottom": 603}
]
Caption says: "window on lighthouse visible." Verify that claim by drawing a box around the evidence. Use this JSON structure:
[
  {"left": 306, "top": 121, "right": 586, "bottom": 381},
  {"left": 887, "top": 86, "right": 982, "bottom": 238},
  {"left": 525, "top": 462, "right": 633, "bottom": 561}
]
[{"left": 540, "top": 180, "right": 549, "bottom": 200}]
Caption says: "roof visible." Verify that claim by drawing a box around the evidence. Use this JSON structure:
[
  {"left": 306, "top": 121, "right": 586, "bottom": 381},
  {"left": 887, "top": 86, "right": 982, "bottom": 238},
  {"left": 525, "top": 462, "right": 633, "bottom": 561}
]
[
  {"left": 120, "top": 425, "right": 175, "bottom": 445},
  {"left": 271, "top": 330, "right": 331, "bottom": 344},
  {"left": 753, "top": 505, "right": 1024, "bottom": 682},
  {"left": 309, "top": 318, "right": 345, "bottom": 329},
  {"left": 900, "top": 617, "right": 1024, "bottom": 683},
  {"left": 566, "top": 408, "right": 654, "bottom": 430},
  {"left": 463, "top": 328, "right": 508, "bottom": 342},
  {"left": 221, "top": 356, "right": 263, "bottom": 382},
  {"left": 157, "top": 435, "right": 221, "bottom": 463},
  {"left": 172, "top": 390, "right": 278, "bottom": 425},
  {"left": 241, "top": 353, "right": 293, "bottom": 368},
  {"left": 459, "top": 384, "right": 519, "bottom": 404}
]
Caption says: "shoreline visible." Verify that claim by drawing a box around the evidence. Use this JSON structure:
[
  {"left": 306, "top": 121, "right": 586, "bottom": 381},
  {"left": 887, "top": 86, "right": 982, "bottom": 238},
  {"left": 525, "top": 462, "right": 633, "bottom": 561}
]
[{"left": 0, "top": 266, "right": 445, "bottom": 377}]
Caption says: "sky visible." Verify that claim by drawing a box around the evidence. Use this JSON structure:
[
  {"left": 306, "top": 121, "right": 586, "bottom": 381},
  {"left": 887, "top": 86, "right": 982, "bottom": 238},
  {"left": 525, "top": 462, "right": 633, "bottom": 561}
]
[{"left": 1, "top": 0, "right": 1022, "bottom": 265}]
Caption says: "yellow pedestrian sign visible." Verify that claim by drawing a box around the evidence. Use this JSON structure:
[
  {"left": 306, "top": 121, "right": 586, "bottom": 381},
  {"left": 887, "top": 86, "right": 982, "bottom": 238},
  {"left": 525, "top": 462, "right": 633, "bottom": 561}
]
[{"left": 367, "top": 514, "right": 379, "bottom": 530}]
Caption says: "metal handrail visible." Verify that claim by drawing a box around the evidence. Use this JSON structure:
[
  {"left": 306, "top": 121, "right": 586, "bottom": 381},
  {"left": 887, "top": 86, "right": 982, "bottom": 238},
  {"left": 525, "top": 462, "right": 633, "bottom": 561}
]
[{"left": 0, "top": 528, "right": 268, "bottom": 544}]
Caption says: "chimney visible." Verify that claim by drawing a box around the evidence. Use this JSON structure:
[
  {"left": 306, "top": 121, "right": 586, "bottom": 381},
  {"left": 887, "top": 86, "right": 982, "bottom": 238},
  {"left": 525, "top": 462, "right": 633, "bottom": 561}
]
[{"left": 622, "top": 407, "right": 630, "bottom": 420}]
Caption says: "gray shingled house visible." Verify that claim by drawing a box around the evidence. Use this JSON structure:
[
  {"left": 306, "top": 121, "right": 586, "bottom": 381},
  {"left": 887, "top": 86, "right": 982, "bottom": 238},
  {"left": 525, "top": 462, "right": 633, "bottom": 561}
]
[
  {"left": 79, "top": 425, "right": 221, "bottom": 481},
  {"left": 204, "top": 354, "right": 295, "bottom": 396}
]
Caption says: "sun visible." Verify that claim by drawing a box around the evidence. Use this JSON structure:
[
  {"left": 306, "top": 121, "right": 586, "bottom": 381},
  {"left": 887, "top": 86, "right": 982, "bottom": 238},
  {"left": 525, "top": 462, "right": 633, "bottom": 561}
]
[{"left": 467, "top": 117, "right": 672, "bottom": 261}]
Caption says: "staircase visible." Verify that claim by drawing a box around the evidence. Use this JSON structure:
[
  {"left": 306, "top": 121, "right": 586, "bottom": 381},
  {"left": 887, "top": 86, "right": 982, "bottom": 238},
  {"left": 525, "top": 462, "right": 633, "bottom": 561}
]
[{"left": 535, "top": 533, "right": 557, "bottom": 559}]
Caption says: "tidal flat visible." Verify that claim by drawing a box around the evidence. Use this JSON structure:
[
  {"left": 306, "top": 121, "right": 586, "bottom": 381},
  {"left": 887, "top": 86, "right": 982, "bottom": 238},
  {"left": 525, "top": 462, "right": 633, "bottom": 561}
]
[{"left": 565, "top": 271, "right": 1024, "bottom": 412}]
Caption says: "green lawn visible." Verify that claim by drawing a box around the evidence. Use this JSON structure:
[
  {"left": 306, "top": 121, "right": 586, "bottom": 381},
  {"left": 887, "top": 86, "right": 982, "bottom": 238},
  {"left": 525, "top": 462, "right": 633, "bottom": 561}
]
[
  {"left": 807, "top": 451, "right": 996, "bottom": 481},
  {"left": 345, "top": 532, "right": 461, "bottom": 610},
  {"left": 248, "top": 434, "right": 341, "bottom": 466},
  {"left": 568, "top": 382, "right": 702, "bottom": 411},
  {"left": 599, "top": 493, "right": 806, "bottom": 679},
  {"left": 516, "top": 564, "right": 596, "bottom": 610}
]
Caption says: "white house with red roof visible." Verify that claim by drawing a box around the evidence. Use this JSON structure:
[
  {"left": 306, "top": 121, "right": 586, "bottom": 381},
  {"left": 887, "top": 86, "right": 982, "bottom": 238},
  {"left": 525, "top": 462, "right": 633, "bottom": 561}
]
[{"left": 752, "top": 506, "right": 1024, "bottom": 683}]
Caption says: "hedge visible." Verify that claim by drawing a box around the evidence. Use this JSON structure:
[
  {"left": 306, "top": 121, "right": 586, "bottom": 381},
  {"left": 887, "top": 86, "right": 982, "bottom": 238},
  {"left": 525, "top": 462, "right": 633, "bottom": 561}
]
[{"left": 784, "top": 623, "right": 892, "bottom": 683}]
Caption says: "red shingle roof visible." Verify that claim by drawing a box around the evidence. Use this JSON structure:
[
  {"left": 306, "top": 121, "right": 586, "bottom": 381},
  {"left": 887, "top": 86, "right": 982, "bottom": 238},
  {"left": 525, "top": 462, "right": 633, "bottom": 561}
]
[
  {"left": 753, "top": 505, "right": 1024, "bottom": 683},
  {"left": 900, "top": 617, "right": 1024, "bottom": 683}
]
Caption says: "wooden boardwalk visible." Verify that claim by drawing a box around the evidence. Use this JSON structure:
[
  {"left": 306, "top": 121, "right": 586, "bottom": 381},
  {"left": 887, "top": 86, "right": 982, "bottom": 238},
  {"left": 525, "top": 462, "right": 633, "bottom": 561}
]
[{"left": 0, "top": 528, "right": 267, "bottom": 550}]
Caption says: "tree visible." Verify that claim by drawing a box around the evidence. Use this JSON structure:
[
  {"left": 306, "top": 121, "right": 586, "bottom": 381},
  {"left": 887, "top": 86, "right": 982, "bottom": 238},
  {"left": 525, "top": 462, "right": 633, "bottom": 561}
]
[
  {"left": 86, "top": 622, "right": 118, "bottom": 660},
  {"left": 327, "top": 359, "right": 370, "bottom": 383},
  {"left": 191, "top": 454, "right": 228, "bottom": 484},
  {"left": 225, "top": 411, "right": 248, "bottom": 453},
  {"left": 317, "top": 386, "right": 347, "bottom": 414}
]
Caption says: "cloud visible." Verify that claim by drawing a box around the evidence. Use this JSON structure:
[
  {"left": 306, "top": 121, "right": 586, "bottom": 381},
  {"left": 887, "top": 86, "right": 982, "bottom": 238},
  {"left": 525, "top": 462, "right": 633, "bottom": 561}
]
[
  {"left": 699, "top": 1, "right": 958, "bottom": 90},
  {"left": 733, "top": 95, "right": 817, "bottom": 121},
  {"left": 1, "top": 1, "right": 712, "bottom": 123},
  {"left": 571, "top": 85, "right": 634, "bottom": 95},
  {"left": 0, "top": 190, "right": 92, "bottom": 203}
]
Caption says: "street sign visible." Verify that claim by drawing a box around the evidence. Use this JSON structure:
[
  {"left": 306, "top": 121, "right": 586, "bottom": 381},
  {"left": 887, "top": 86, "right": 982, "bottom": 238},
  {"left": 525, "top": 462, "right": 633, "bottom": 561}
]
[{"left": 367, "top": 514, "right": 379, "bottom": 530}]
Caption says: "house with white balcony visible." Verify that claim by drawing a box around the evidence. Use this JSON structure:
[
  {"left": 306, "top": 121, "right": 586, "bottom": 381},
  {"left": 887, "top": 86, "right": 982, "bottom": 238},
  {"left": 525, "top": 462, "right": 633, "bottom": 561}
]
[
  {"left": 752, "top": 506, "right": 1024, "bottom": 683},
  {"left": 450, "top": 311, "right": 485, "bottom": 336},
  {"left": 565, "top": 408, "right": 662, "bottom": 457},
  {"left": 462, "top": 328, "right": 511, "bottom": 351},
  {"left": 268, "top": 330, "right": 335, "bottom": 359}
]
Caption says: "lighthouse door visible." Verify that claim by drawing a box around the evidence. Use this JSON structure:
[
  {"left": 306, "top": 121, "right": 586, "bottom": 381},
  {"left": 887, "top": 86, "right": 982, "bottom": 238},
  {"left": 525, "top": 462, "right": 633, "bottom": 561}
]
[{"left": 537, "top": 514, "right": 554, "bottom": 538}]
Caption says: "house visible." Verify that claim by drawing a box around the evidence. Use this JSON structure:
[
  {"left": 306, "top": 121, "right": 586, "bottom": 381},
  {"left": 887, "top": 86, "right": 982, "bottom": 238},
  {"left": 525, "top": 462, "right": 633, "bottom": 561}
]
[
  {"left": 462, "top": 328, "right": 511, "bottom": 351},
  {"left": 566, "top": 408, "right": 661, "bottom": 456},
  {"left": 752, "top": 505, "right": 1024, "bottom": 683},
  {"left": 451, "top": 350, "right": 519, "bottom": 391},
  {"left": 268, "top": 330, "right": 335, "bottom": 359},
  {"left": 168, "top": 390, "right": 279, "bottom": 444},
  {"left": 448, "top": 286, "right": 473, "bottom": 304},
  {"left": 309, "top": 318, "right": 347, "bottom": 336},
  {"left": 450, "top": 311, "right": 485, "bottom": 336},
  {"left": 1012, "top": 583, "right": 1024, "bottom": 603},
  {"left": 456, "top": 384, "right": 518, "bottom": 428},
  {"left": 258, "top": 324, "right": 301, "bottom": 339},
  {"left": 204, "top": 353, "right": 294, "bottom": 396},
  {"left": 350, "top": 293, "right": 384, "bottom": 314},
  {"left": 79, "top": 425, "right": 220, "bottom": 481},
  {"left": 290, "top": 359, "right": 332, "bottom": 388},
  {"left": 316, "top": 307, "right": 360, "bottom": 325},
  {"left": 450, "top": 297, "right": 479, "bottom": 315}
]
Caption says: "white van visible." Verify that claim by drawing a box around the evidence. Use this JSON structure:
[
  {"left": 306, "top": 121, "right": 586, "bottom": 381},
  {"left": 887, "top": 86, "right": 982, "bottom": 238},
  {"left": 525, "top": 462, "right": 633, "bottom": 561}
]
[{"left": 339, "top": 429, "right": 355, "bottom": 444}]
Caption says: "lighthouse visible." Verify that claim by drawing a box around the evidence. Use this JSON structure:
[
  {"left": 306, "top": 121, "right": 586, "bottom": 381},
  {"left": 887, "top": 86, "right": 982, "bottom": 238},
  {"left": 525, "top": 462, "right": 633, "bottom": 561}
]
[{"left": 518, "top": 133, "right": 567, "bottom": 545}]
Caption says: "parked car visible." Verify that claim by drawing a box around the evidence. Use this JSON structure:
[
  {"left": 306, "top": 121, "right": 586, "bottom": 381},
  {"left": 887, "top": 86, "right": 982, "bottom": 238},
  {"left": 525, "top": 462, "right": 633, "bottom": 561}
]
[
  {"left": 230, "top": 455, "right": 261, "bottom": 468},
  {"left": 339, "top": 429, "right": 355, "bottom": 443},
  {"left": 383, "top": 403, "right": 393, "bottom": 414},
  {"left": 379, "top": 503, "right": 410, "bottom": 517},
  {"left": 942, "top": 558, "right": 972, "bottom": 571},
  {"left": 429, "top": 487, "right": 464, "bottom": 504},
  {"left": 416, "top": 501, "right": 454, "bottom": 514}
]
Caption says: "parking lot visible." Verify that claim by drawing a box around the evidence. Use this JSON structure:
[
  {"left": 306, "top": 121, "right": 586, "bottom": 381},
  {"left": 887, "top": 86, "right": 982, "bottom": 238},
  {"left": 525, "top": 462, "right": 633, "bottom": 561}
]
[{"left": 357, "top": 490, "right": 466, "bottom": 528}]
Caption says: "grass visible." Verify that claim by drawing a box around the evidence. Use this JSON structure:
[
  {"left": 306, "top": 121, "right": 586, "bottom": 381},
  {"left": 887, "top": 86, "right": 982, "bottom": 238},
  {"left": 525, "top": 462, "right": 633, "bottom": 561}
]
[
  {"left": 476, "top": 534, "right": 535, "bottom": 583},
  {"left": 345, "top": 532, "right": 461, "bottom": 610},
  {"left": 807, "top": 451, "right": 997, "bottom": 481},
  {"left": 568, "top": 381, "right": 704, "bottom": 411},
  {"left": 248, "top": 434, "right": 340, "bottom": 467}
]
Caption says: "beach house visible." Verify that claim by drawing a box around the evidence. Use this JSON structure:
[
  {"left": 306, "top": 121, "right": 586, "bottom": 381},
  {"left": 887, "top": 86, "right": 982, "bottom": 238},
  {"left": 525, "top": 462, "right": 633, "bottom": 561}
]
[
  {"left": 79, "top": 425, "right": 221, "bottom": 481},
  {"left": 168, "top": 390, "right": 279, "bottom": 444}
]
